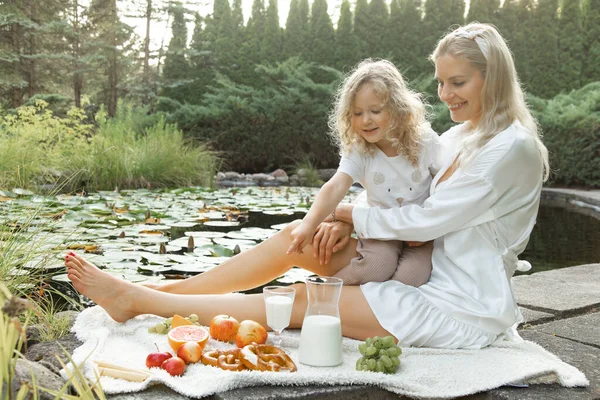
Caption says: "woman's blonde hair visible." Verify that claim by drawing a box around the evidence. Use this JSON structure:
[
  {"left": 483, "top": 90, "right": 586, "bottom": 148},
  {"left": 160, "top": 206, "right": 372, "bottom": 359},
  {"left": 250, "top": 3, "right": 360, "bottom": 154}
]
[
  {"left": 327, "top": 59, "right": 427, "bottom": 166},
  {"left": 430, "top": 22, "right": 549, "bottom": 180}
]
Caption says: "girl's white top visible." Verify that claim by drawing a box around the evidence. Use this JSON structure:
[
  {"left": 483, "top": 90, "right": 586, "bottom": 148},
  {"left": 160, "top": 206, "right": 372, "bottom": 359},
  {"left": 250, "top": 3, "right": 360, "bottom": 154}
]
[
  {"left": 338, "top": 127, "right": 445, "bottom": 209},
  {"left": 355, "top": 121, "right": 544, "bottom": 340}
]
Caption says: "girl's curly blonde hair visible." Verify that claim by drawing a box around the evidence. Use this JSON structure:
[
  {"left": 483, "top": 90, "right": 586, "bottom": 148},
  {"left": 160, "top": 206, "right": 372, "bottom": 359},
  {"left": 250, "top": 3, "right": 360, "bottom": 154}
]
[{"left": 327, "top": 59, "right": 428, "bottom": 166}]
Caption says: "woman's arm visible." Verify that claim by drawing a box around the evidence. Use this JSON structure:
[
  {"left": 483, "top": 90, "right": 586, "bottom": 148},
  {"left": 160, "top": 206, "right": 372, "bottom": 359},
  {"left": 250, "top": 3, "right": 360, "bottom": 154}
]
[{"left": 338, "top": 130, "right": 543, "bottom": 242}]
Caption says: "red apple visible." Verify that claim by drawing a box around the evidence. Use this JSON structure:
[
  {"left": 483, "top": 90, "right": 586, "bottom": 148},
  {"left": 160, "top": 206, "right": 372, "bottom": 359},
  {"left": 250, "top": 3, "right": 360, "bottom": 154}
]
[
  {"left": 161, "top": 356, "right": 186, "bottom": 376},
  {"left": 176, "top": 341, "right": 202, "bottom": 364},
  {"left": 145, "top": 351, "right": 172, "bottom": 368},
  {"left": 210, "top": 315, "right": 240, "bottom": 343},
  {"left": 235, "top": 319, "right": 268, "bottom": 348}
]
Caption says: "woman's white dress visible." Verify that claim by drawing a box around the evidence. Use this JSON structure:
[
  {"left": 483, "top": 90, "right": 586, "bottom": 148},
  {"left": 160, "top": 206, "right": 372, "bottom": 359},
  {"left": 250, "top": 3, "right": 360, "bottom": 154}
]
[{"left": 354, "top": 122, "right": 544, "bottom": 349}]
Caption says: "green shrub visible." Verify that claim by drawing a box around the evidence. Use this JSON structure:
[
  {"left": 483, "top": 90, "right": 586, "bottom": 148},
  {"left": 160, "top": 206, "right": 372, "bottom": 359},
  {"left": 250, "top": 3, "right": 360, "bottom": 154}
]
[
  {"left": 0, "top": 100, "right": 90, "bottom": 189},
  {"left": 166, "top": 58, "right": 342, "bottom": 173},
  {"left": 532, "top": 82, "right": 600, "bottom": 187}
]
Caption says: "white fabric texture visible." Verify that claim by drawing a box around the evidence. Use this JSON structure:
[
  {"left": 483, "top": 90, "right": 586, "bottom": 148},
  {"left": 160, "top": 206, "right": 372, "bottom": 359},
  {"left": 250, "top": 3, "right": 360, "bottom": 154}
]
[
  {"left": 354, "top": 121, "right": 543, "bottom": 345},
  {"left": 338, "top": 126, "right": 444, "bottom": 209},
  {"left": 65, "top": 306, "right": 588, "bottom": 399}
]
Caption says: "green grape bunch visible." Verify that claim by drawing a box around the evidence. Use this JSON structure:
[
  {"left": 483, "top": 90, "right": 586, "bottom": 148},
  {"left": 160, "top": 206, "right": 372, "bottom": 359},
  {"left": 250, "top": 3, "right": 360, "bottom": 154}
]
[
  {"left": 147, "top": 314, "right": 200, "bottom": 334},
  {"left": 355, "top": 335, "right": 402, "bottom": 374}
]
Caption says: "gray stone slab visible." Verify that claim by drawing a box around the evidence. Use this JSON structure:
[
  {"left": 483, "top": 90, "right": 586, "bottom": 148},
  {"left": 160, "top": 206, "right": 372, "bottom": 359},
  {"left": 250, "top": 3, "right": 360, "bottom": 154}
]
[
  {"left": 535, "top": 312, "right": 600, "bottom": 348},
  {"left": 519, "top": 307, "right": 555, "bottom": 326},
  {"left": 488, "top": 330, "right": 600, "bottom": 400},
  {"left": 213, "top": 385, "right": 404, "bottom": 400},
  {"left": 107, "top": 384, "right": 191, "bottom": 399},
  {"left": 513, "top": 264, "right": 600, "bottom": 314}
]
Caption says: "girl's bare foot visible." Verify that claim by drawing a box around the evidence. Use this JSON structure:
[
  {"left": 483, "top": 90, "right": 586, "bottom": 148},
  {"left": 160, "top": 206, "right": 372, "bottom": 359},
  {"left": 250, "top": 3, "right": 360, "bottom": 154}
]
[{"left": 65, "top": 252, "right": 140, "bottom": 322}]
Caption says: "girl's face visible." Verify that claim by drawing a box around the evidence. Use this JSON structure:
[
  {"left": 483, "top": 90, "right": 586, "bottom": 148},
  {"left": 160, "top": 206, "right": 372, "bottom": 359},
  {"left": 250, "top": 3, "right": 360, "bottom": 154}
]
[
  {"left": 435, "top": 55, "right": 485, "bottom": 127},
  {"left": 351, "top": 83, "right": 393, "bottom": 154}
]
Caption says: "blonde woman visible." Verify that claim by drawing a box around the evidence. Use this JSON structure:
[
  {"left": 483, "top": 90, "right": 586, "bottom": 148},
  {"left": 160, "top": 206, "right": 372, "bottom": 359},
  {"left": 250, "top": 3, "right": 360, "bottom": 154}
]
[
  {"left": 287, "top": 59, "right": 444, "bottom": 287},
  {"left": 65, "top": 23, "right": 548, "bottom": 348}
]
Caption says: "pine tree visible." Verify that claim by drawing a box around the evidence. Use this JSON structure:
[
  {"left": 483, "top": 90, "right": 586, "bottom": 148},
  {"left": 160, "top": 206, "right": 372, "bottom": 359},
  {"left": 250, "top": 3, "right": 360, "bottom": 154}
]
[
  {"left": 449, "top": 0, "right": 466, "bottom": 26},
  {"left": 367, "top": 0, "right": 390, "bottom": 59},
  {"left": 528, "top": 0, "right": 560, "bottom": 97},
  {"left": 353, "top": 0, "right": 370, "bottom": 59},
  {"left": 261, "top": 0, "right": 282, "bottom": 63},
  {"left": 467, "top": 0, "right": 500, "bottom": 23},
  {"left": 246, "top": 0, "right": 266, "bottom": 65},
  {"left": 284, "top": 0, "right": 305, "bottom": 58},
  {"left": 188, "top": 13, "right": 214, "bottom": 103},
  {"left": 335, "top": 0, "right": 357, "bottom": 70},
  {"left": 581, "top": 0, "right": 600, "bottom": 84},
  {"left": 558, "top": 0, "right": 583, "bottom": 91},
  {"left": 86, "top": 0, "right": 132, "bottom": 116},
  {"left": 309, "top": 0, "right": 335, "bottom": 67},
  {"left": 423, "top": 0, "right": 453, "bottom": 61},
  {"left": 161, "top": 2, "right": 190, "bottom": 103},
  {"left": 389, "top": 0, "right": 426, "bottom": 80}
]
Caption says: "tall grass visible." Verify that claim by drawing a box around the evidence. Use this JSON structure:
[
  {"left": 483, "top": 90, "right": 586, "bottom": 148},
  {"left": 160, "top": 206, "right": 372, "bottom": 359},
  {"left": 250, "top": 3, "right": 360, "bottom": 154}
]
[
  {"left": 69, "top": 104, "right": 217, "bottom": 191},
  {"left": 0, "top": 101, "right": 219, "bottom": 192}
]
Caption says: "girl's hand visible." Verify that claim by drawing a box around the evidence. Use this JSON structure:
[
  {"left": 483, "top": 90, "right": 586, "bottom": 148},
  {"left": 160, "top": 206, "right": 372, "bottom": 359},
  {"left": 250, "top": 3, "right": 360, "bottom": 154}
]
[
  {"left": 286, "top": 222, "right": 315, "bottom": 255},
  {"left": 312, "top": 221, "right": 353, "bottom": 265}
]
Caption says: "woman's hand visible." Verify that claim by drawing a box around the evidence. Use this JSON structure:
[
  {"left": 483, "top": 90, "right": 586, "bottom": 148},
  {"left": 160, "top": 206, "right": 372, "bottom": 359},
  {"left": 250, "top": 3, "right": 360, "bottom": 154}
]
[{"left": 312, "top": 221, "right": 354, "bottom": 265}]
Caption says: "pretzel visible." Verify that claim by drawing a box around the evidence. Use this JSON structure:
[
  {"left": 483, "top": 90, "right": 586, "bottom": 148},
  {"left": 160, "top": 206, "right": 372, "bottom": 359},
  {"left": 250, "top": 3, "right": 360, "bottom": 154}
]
[
  {"left": 201, "top": 349, "right": 247, "bottom": 372},
  {"left": 239, "top": 343, "right": 297, "bottom": 372}
]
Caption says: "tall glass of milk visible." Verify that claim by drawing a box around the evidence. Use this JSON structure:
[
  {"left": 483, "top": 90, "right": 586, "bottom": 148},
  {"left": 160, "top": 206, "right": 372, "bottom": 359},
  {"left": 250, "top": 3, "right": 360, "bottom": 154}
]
[
  {"left": 299, "top": 276, "right": 343, "bottom": 367},
  {"left": 263, "top": 286, "right": 296, "bottom": 347}
]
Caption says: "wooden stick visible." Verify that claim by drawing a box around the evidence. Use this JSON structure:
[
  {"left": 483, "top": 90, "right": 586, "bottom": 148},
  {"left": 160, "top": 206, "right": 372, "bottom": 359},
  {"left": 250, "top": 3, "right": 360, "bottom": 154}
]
[{"left": 97, "top": 366, "right": 150, "bottom": 382}]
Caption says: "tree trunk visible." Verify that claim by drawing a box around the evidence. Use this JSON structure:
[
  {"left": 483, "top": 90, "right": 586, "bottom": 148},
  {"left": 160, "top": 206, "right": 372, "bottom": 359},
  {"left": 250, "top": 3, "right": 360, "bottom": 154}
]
[
  {"left": 143, "top": 0, "right": 152, "bottom": 104},
  {"left": 107, "top": 0, "right": 118, "bottom": 117},
  {"left": 11, "top": 21, "right": 21, "bottom": 108},
  {"left": 73, "top": 0, "right": 82, "bottom": 108}
]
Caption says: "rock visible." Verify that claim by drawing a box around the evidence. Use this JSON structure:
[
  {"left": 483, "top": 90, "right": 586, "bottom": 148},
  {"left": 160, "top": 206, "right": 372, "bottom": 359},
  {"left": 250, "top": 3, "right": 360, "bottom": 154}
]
[
  {"left": 224, "top": 171, "right": 242, "bottom": 181},
  {"left": 318, "top": 168, "right": 337, "bottom": 182},
  {"left": 270, "top": 169, "right": 287, "bottom": 178},
  {"left": 9, "top": 359, "right": 64, "bottom": 400},
  {"left": 296, "top": 168, "right": 309, "bottom": 178},
  {"left": 26, "top": 324, "right": 44, "bottom": 348},
  {"left": 54, "top": 310, "right": 79, "bottom": 328},
  {"left": 216, "top": 172, "right": 226, "bottom": 180},
  {"left": 251, "top": 173, "right": 273, "bottom": 182},
  {"left": 26, "top": 333, "right": 82, "bottom": 373}
]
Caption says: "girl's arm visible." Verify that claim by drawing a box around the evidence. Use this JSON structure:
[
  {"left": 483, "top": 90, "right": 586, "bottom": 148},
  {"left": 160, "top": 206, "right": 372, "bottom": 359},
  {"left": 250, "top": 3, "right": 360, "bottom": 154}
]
[{"left": 286, "top": 172, "right": 353, "bottom": 254}]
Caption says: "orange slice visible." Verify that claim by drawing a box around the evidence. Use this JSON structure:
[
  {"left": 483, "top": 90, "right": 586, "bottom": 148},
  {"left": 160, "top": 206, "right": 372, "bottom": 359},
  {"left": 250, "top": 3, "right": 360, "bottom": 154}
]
[
  {"left": 171, "top": 314, "right": 194, "bottom": 328},
  {"left": 168, "top": 325, "right": 209, "bottom": 353}
]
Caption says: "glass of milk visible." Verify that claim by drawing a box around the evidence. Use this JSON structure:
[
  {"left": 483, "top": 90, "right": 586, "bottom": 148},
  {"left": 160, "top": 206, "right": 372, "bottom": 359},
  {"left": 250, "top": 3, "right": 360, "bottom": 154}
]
[
  {"left": 263, "top": 286, "right": 296, "bottom": 347},
  {"left": 299, "top": 276, "right": 344, "bottom": 367}
]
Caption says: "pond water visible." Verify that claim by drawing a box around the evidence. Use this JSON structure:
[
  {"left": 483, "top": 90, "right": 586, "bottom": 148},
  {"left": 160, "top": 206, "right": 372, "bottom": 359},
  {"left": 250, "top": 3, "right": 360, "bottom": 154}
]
[{"left": 1, "top": 187, "right": 598, "bottom": 301}]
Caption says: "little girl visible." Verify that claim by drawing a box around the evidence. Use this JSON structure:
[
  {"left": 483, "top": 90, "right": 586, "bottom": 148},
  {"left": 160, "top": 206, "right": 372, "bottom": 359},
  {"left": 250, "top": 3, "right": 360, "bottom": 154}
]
[{"left": 287, "top": 59, "right": 446, "bottom": 286}]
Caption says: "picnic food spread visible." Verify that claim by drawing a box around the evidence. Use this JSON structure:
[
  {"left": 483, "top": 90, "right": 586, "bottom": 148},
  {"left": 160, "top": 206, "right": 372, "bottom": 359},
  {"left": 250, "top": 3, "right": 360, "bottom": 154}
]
[{"left": 101, "top": 312, "right": 403, "bottom": 381}]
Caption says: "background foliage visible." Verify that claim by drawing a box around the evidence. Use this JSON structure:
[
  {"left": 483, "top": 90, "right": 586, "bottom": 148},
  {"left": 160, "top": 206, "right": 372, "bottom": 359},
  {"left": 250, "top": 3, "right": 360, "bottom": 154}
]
[{"left": 0, "top": 0, "right": 598, "bottom": 187}]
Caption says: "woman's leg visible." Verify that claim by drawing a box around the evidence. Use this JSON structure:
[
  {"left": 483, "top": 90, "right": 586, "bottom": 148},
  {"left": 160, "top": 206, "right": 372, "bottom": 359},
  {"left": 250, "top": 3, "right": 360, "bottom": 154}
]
[
  {"left": 65, "top": 256, "right": 391, "bottom": 340},
  {"left": 150, "top": 220, "right": 359, "bottom": 295}
]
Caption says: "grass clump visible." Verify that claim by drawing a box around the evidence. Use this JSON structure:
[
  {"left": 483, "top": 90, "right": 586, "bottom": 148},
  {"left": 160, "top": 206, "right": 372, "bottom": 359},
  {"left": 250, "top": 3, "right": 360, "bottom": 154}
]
[{"left": 293, "top": 157, "right": 323, "bottom": 187}]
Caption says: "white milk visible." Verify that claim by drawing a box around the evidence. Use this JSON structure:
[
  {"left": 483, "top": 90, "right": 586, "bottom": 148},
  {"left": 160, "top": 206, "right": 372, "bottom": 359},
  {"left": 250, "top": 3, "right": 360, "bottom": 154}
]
[
  {"left": 299, "top": 315, "right": 343, "bottom": 366},
  {"left": 265, "top": 295, "right": 293, "bottom": 331}
]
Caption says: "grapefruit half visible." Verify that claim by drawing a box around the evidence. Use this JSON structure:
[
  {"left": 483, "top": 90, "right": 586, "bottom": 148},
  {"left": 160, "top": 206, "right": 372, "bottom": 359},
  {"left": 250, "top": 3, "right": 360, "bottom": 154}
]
[{"left": 168, "top": 325, "right": 209, "bottom": 352}]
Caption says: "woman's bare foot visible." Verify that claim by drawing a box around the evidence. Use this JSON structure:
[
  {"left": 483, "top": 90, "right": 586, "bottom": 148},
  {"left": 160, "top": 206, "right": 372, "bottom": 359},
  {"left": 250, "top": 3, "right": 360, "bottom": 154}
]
[{"left": 65, "top": 252, "right": 140, "bottom": 322}]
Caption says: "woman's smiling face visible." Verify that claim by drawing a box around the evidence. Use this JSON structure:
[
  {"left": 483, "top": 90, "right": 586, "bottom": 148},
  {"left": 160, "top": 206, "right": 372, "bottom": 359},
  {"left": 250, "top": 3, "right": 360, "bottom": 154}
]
[{"left": 435, "top": 54, "right": 485, "bottom": 127}]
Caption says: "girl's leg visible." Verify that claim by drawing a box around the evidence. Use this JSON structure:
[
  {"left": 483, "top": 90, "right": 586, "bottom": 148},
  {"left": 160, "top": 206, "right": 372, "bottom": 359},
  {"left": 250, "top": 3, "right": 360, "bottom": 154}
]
[
  {"left": 333, "top": 239, "right": 402, "bottom": 285},
  {"left": 66, "top": 255, "right": 390, "bottom": 340},
  {"left": 152, "top": 220, "right": 359, "bottom": 295},
  {"left": 391, "top": 241, "right": 433, "bottom": 287}
]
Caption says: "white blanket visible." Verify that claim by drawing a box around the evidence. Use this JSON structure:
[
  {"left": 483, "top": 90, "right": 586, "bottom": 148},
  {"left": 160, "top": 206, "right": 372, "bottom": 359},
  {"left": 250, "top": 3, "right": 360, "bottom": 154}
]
[{"left": 65, "top": 306, "right": 588, "bottom": 399}]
